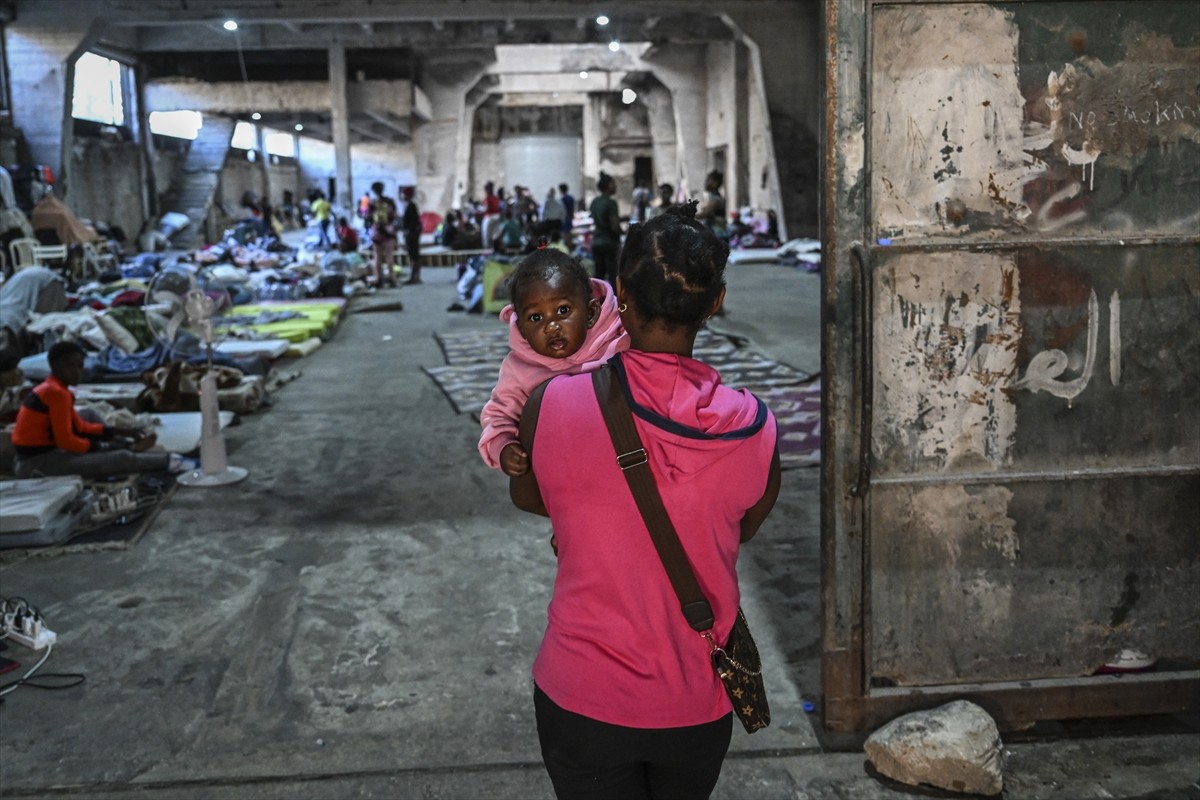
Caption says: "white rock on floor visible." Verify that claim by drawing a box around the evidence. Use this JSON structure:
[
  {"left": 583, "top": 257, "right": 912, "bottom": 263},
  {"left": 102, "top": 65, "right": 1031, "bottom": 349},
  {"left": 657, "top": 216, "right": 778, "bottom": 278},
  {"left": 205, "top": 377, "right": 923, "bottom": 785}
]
[{"left": 864, "top": 699, "right": 1004, "bottom": 796}]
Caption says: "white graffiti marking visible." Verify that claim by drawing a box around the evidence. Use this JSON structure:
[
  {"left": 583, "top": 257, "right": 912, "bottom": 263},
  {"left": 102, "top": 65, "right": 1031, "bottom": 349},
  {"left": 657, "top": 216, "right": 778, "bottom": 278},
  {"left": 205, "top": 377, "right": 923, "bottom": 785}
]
[
  {"left": 1011, "top": 289, "right": 1099, "bottom": 403},
  {"left": 1110, "top": 290, "right": 1121, "bottom": 387}
]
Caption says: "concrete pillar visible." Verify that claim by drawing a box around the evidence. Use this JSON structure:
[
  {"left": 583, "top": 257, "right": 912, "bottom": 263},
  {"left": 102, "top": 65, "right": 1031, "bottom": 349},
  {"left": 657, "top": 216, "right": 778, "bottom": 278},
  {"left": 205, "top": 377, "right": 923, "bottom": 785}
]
[
  {"left": 455, "top": 93, "right": 488, "bottom": 209},
  {"left": 416, "top": 55, "right": 492, "bottom": 217},
  {"left": 641, "top": 45, "right": 707, "bottom": 203},
  {"left": 641, "top": 82, "right": 678, "bottom": 195},
  {"left": 582, "top": 95, "right": 604, "bottom": 197},
  {"left": 255, "top": 124, "right": 269, "bottom": 206},
  {"left": 328, "top": 45, "right": 353, "bottom": 214},
  {"left": 722, "top": 7, "right": 822, "bottom": 238},
  {"left": 135, "top": 63, "right": 159, "bottom": 219}
]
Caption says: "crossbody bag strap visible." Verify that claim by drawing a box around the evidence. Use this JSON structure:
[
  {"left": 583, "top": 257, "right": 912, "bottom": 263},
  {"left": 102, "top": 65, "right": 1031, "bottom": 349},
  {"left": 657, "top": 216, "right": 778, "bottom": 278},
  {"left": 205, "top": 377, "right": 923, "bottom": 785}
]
[
  {"left": 518, "top": 377, "right": 553, "bottom": 458},
  {"left": 592, "top": 364, "right": 715, "bottom": 632}
]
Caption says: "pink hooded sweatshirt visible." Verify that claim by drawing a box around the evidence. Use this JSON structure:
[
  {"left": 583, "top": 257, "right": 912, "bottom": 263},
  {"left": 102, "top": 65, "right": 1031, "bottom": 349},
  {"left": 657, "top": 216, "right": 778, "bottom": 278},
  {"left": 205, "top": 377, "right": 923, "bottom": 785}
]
[
  {"left": 478, "top": 278, "right": 629, "bottom": 469},
  {"left": 529, "top": 350, "right": 778, "bottom": 728}
]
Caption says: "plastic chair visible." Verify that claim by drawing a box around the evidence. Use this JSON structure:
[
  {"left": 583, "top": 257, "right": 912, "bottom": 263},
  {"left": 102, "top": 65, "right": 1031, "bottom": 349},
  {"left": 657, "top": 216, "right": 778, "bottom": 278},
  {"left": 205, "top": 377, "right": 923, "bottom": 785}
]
[
  {"left": 78, "top": 242, "right": 115, "bottom": 281},
  {"left": 9, "top": 237, "right": 39, "bottom": 269},
  {"left": 32, "top": 244, "right": 69, "bottom": 267}
]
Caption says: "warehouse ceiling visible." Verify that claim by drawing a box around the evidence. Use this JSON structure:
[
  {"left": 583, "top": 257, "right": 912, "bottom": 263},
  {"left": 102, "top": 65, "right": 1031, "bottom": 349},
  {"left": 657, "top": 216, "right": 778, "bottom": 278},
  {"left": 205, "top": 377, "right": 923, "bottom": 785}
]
[{"left": 52, "top": 0, "right": 760, "bottom": 144}]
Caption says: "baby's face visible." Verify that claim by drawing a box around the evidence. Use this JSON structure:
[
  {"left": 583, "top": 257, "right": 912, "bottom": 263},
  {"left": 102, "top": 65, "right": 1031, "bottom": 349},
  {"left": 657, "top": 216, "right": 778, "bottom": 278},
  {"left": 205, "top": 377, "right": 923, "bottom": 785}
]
[{"left": 514, "top": 273, "right": 599, "bottom": 359}]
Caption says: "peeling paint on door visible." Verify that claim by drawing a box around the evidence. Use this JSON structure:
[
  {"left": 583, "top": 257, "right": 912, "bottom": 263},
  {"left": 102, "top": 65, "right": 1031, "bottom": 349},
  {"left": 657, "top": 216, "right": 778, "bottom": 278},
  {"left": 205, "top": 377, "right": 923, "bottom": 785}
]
[
  {"left": 872, "top": 5, "right": 1034, "bottom": 236},
  {"left": 871, "top": 3, "right": 1200, "bottom": 240},
  {"left": 874, "top": 251, "right": 1021, "bottom": 475}
]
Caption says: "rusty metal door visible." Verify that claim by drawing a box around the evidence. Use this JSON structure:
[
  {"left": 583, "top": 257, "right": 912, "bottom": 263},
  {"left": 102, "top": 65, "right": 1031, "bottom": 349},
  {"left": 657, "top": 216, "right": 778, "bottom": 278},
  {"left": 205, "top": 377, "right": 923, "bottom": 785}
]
[{"left": 821, "top": 0, "right": 1200, "bottom": 731}]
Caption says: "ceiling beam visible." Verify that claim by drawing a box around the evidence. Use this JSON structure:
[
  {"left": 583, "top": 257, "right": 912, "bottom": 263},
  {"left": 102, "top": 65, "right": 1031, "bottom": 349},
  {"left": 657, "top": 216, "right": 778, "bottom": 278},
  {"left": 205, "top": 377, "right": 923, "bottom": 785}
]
[{"left": 363, "top": 110, "right": 411, "bottom": 138}]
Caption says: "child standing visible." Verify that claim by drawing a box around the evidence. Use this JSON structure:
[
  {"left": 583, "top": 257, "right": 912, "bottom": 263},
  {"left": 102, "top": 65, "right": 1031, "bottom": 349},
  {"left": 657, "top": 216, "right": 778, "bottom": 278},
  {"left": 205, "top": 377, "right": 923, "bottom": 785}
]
[{"left": 479, "top": 246, "right": 628, "bottom": 476}]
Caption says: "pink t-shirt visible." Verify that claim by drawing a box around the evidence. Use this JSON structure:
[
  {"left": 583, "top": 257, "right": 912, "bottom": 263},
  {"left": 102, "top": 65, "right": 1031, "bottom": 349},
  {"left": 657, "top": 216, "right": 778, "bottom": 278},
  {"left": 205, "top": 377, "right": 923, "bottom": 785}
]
[{"left": 529, "top": 351, "right": 777, "bottom": 728}]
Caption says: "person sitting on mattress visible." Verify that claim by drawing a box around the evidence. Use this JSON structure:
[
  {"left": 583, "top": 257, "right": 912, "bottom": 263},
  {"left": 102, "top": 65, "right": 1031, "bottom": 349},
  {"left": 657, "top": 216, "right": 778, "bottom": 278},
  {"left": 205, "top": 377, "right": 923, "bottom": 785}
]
[{"left": 11, "top": 341, "right": 196, "bottom": 479}]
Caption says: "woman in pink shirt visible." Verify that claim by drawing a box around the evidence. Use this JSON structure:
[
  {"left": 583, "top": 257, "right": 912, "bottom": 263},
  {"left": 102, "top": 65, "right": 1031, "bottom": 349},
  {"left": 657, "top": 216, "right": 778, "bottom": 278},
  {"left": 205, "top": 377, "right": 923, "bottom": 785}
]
[{"left": 511, "top": 204, "right": 782, "bottom": 798}]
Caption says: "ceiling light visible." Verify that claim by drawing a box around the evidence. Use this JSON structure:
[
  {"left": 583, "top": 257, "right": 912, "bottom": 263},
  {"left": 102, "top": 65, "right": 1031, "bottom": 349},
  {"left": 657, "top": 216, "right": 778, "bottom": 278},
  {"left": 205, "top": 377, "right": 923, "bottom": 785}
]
[
  {"left": 622, "top": 89, "right": 637, "bottom": 104},
  {"left": 596, "top": 15, "right": 609, "bottom": 26},
  {"left": 294, "top": 123, "right": 304, "bottom": 131},
  {"left": 579, "top": 71, "right": 589, "bottom": 79},
  {"left": 250, "top": 112, "right": 261, "bottom": 120},
  {"left": 223, "top": 19, "right": 238, "bottom": 31},
  {"left": 608, "top": 40, "right": 620, "bottom": 52}
]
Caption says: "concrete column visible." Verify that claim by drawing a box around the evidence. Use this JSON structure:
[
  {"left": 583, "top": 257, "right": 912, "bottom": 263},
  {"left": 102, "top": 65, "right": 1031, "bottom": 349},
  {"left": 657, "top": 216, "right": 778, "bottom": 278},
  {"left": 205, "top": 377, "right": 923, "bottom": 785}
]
[
  {"left": 254, "top": 124, "right": 271, "bottom": 212},
  {"left": 582, "top": 95, "right": 603, "bottom": 197},
  {"left": 722, "top": 7, "right": 822, "bottom": 238},
  {"left": 416, "top": 56, "right": 492, "bottom": 216},
  {"left": 454, "top": 93, "right": 488, "bottom": 209},
  {"left": 135, "top": 63, "right": 159, "bottom": 219},
  {"left": 328, "top": 45, "right": 353, "bottom": 214},
  {"left": 641, "top": 82, "right": 678, "bottom": 194},
  {"left": 641, "top": 45, "right": 707, "bottom": 202}
]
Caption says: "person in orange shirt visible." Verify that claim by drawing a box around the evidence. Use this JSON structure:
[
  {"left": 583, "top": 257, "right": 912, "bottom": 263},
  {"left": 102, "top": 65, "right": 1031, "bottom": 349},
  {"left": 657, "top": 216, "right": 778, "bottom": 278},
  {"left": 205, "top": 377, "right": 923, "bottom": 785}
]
[{"left": 11, "top": 341, "right": 195, "bottom": 479}]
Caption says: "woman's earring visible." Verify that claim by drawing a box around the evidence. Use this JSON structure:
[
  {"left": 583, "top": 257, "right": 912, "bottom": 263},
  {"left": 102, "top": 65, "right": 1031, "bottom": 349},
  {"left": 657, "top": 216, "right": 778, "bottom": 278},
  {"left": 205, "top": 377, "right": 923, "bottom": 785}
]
[{"left": 618, "top": 303, "right": 628, "bottom": 313}]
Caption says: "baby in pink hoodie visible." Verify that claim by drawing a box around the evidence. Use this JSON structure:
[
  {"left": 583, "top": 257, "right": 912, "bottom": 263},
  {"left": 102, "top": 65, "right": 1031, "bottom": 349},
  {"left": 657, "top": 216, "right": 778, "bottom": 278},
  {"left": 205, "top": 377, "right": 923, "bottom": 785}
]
[{"left": 479, "top": 248, "right": 629, "bottom": 476}]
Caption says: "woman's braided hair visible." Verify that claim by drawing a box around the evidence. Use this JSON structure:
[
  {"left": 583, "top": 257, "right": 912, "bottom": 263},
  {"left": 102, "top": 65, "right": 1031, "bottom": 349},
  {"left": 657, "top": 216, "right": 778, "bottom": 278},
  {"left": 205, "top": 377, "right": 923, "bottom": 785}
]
[
  {"left": 507, "top": 243, "right": 592, "bottom": 309},
  {"left": 617, "top": 201, "right": 728, "bottom": 329}
]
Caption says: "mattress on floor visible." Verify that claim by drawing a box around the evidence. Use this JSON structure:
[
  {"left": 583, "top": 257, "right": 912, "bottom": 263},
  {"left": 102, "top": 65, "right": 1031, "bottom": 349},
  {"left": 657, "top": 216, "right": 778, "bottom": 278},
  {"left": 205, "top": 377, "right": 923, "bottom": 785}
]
[
  {"left": 224, "top": 302, "right": 343, "bottom": 343},
  {"left": 0, "top": 476, "right": 85, "bottom": 533},
  {"left": 214, "top": 339, "right": 290, "bottom": 360}
]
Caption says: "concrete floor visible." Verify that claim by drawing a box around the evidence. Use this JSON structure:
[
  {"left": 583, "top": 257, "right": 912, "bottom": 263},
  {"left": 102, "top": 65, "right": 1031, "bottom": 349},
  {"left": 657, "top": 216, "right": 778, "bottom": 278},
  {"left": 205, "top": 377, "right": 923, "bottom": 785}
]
[{"left": 1, "top": 255, "right": 1197, "bottom": 799}]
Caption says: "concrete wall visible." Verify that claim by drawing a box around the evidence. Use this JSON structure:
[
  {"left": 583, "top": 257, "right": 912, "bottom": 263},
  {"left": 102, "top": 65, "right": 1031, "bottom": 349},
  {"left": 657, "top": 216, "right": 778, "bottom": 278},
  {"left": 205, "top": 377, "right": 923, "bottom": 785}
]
[
  {"left": 470, "top": 141, "right": 503, "bottom": 204},
  {"left": 69, "top": 138, "right": 146, "bottom": 244},
  {"left": 4, "top": 24, "right": 87, "bottom": 189},
  {"left": 294, "top": 138, "right": 413, "bottom": 217},
  {"left": 726, "top": 4, "right": 822, "bottom": 238},
  {"left": 704, "top": 41, "right": 738, "bottom": 207},
  {"left": 218, "top": 156, "right": 264, "bottom": 220}
]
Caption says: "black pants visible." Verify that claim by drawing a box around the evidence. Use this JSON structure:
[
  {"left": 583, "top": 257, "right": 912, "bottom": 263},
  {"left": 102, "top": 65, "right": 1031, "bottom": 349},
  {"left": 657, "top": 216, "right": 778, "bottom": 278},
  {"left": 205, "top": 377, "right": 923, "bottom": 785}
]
[
  {"left": 591, "top": 242, "right": 618, "bottom": 286},
  {"left": 534, "top": 685, "right": 733, "bottom": 800}
]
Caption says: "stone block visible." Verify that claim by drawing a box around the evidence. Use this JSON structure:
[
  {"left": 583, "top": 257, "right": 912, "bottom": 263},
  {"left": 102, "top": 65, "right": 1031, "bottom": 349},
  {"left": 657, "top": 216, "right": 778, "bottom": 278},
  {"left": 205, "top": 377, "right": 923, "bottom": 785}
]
[{"left": 864, "top": 699, "right": 1004, "bottom": 796}]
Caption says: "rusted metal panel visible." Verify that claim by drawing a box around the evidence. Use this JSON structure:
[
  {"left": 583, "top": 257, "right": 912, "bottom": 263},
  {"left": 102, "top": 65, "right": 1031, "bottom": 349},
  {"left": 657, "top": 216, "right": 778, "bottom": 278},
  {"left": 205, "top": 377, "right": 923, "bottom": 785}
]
[
  {"left": 870, "top": 2, "right": 1200, "bottom": 242},
  {"left": 823, "top": 0, "right": 1200, "bottom": 732},
  {"left": 869, "top": 475, "right": 1200, "bottom": 685},
  {"left": 821, "top": 0, "right": 872, "bottom": 728},
  {"left": 872, "top": 245, "right": 1200, "bottom": 476}
]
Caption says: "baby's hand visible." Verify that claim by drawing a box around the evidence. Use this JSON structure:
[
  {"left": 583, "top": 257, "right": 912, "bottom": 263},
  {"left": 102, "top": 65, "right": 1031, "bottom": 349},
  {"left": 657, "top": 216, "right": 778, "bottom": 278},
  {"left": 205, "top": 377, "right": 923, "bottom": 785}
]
[{"left": 500, "top": 442, "right": 530, "bottom": 477}]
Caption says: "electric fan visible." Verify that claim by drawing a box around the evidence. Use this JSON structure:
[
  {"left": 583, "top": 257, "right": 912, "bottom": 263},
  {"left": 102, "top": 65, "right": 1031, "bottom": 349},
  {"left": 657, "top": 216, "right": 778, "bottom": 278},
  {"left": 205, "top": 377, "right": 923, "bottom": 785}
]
[{"left": 144, "top": 268, "right": 249, "bottom": 487}]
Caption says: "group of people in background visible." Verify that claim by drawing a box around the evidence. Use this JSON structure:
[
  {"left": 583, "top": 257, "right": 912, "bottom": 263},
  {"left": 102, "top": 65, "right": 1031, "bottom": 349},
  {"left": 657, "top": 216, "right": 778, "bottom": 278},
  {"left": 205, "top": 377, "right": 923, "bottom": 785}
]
[{"left": 264, "top": 167, "right": 740, "bottom": 294}]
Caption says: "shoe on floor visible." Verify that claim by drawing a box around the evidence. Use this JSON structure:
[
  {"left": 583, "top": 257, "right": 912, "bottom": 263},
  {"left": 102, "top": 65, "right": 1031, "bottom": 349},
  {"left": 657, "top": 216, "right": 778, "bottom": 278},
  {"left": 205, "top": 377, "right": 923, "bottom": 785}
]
[
  {"left": 168, "top": 454, "right": 199, "bottom": 475},
  {"left": 404, "top": 278, "right": 422, "bottom": 285}
]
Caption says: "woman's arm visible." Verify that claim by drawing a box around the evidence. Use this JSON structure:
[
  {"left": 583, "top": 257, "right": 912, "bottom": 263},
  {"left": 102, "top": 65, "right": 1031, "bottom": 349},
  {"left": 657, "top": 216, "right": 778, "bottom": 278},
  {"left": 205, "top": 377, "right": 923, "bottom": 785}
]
[
  {"left": 739, "top": 443, "right": 781, "bottom": 542},
  {"left": 509, "top": 380, "right": 550, "bottom": 516}
]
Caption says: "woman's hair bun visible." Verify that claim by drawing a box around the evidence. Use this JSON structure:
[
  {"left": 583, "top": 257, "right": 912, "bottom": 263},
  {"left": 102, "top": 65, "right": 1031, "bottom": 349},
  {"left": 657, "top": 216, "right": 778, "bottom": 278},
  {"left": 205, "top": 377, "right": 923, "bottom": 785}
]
[{"left": 666, "top": 199, "right": 700, "bottom": 221}]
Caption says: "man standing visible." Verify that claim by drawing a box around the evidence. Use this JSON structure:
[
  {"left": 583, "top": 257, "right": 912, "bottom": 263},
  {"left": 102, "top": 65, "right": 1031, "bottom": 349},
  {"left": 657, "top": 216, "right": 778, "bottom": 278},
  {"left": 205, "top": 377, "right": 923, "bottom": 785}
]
[
  {"left": 558, "top": 183, "right": 575, "bottom": 234},
  {"left": 401, "top": 186, "right": 423, "bottom": 285},
  {"left": 588, "top": 173, "right": 621, "bottom": 286},
  {"left": 311, "top": 191, "right": 332, "bottom": 248}
]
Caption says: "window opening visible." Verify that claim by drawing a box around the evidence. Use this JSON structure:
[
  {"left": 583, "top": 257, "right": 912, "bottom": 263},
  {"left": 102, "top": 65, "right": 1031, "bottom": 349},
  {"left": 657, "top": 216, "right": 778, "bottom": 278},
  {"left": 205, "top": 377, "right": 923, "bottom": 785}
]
[{"left": 72, "top": 52, "right": 126, "bottom": 126}]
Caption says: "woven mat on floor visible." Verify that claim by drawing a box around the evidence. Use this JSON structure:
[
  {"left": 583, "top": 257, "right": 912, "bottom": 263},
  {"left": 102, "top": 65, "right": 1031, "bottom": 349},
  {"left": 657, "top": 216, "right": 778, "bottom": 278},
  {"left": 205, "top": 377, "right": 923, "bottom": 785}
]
[{"left": 425, "top": 328, "right": 820, "bottom": 469}]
